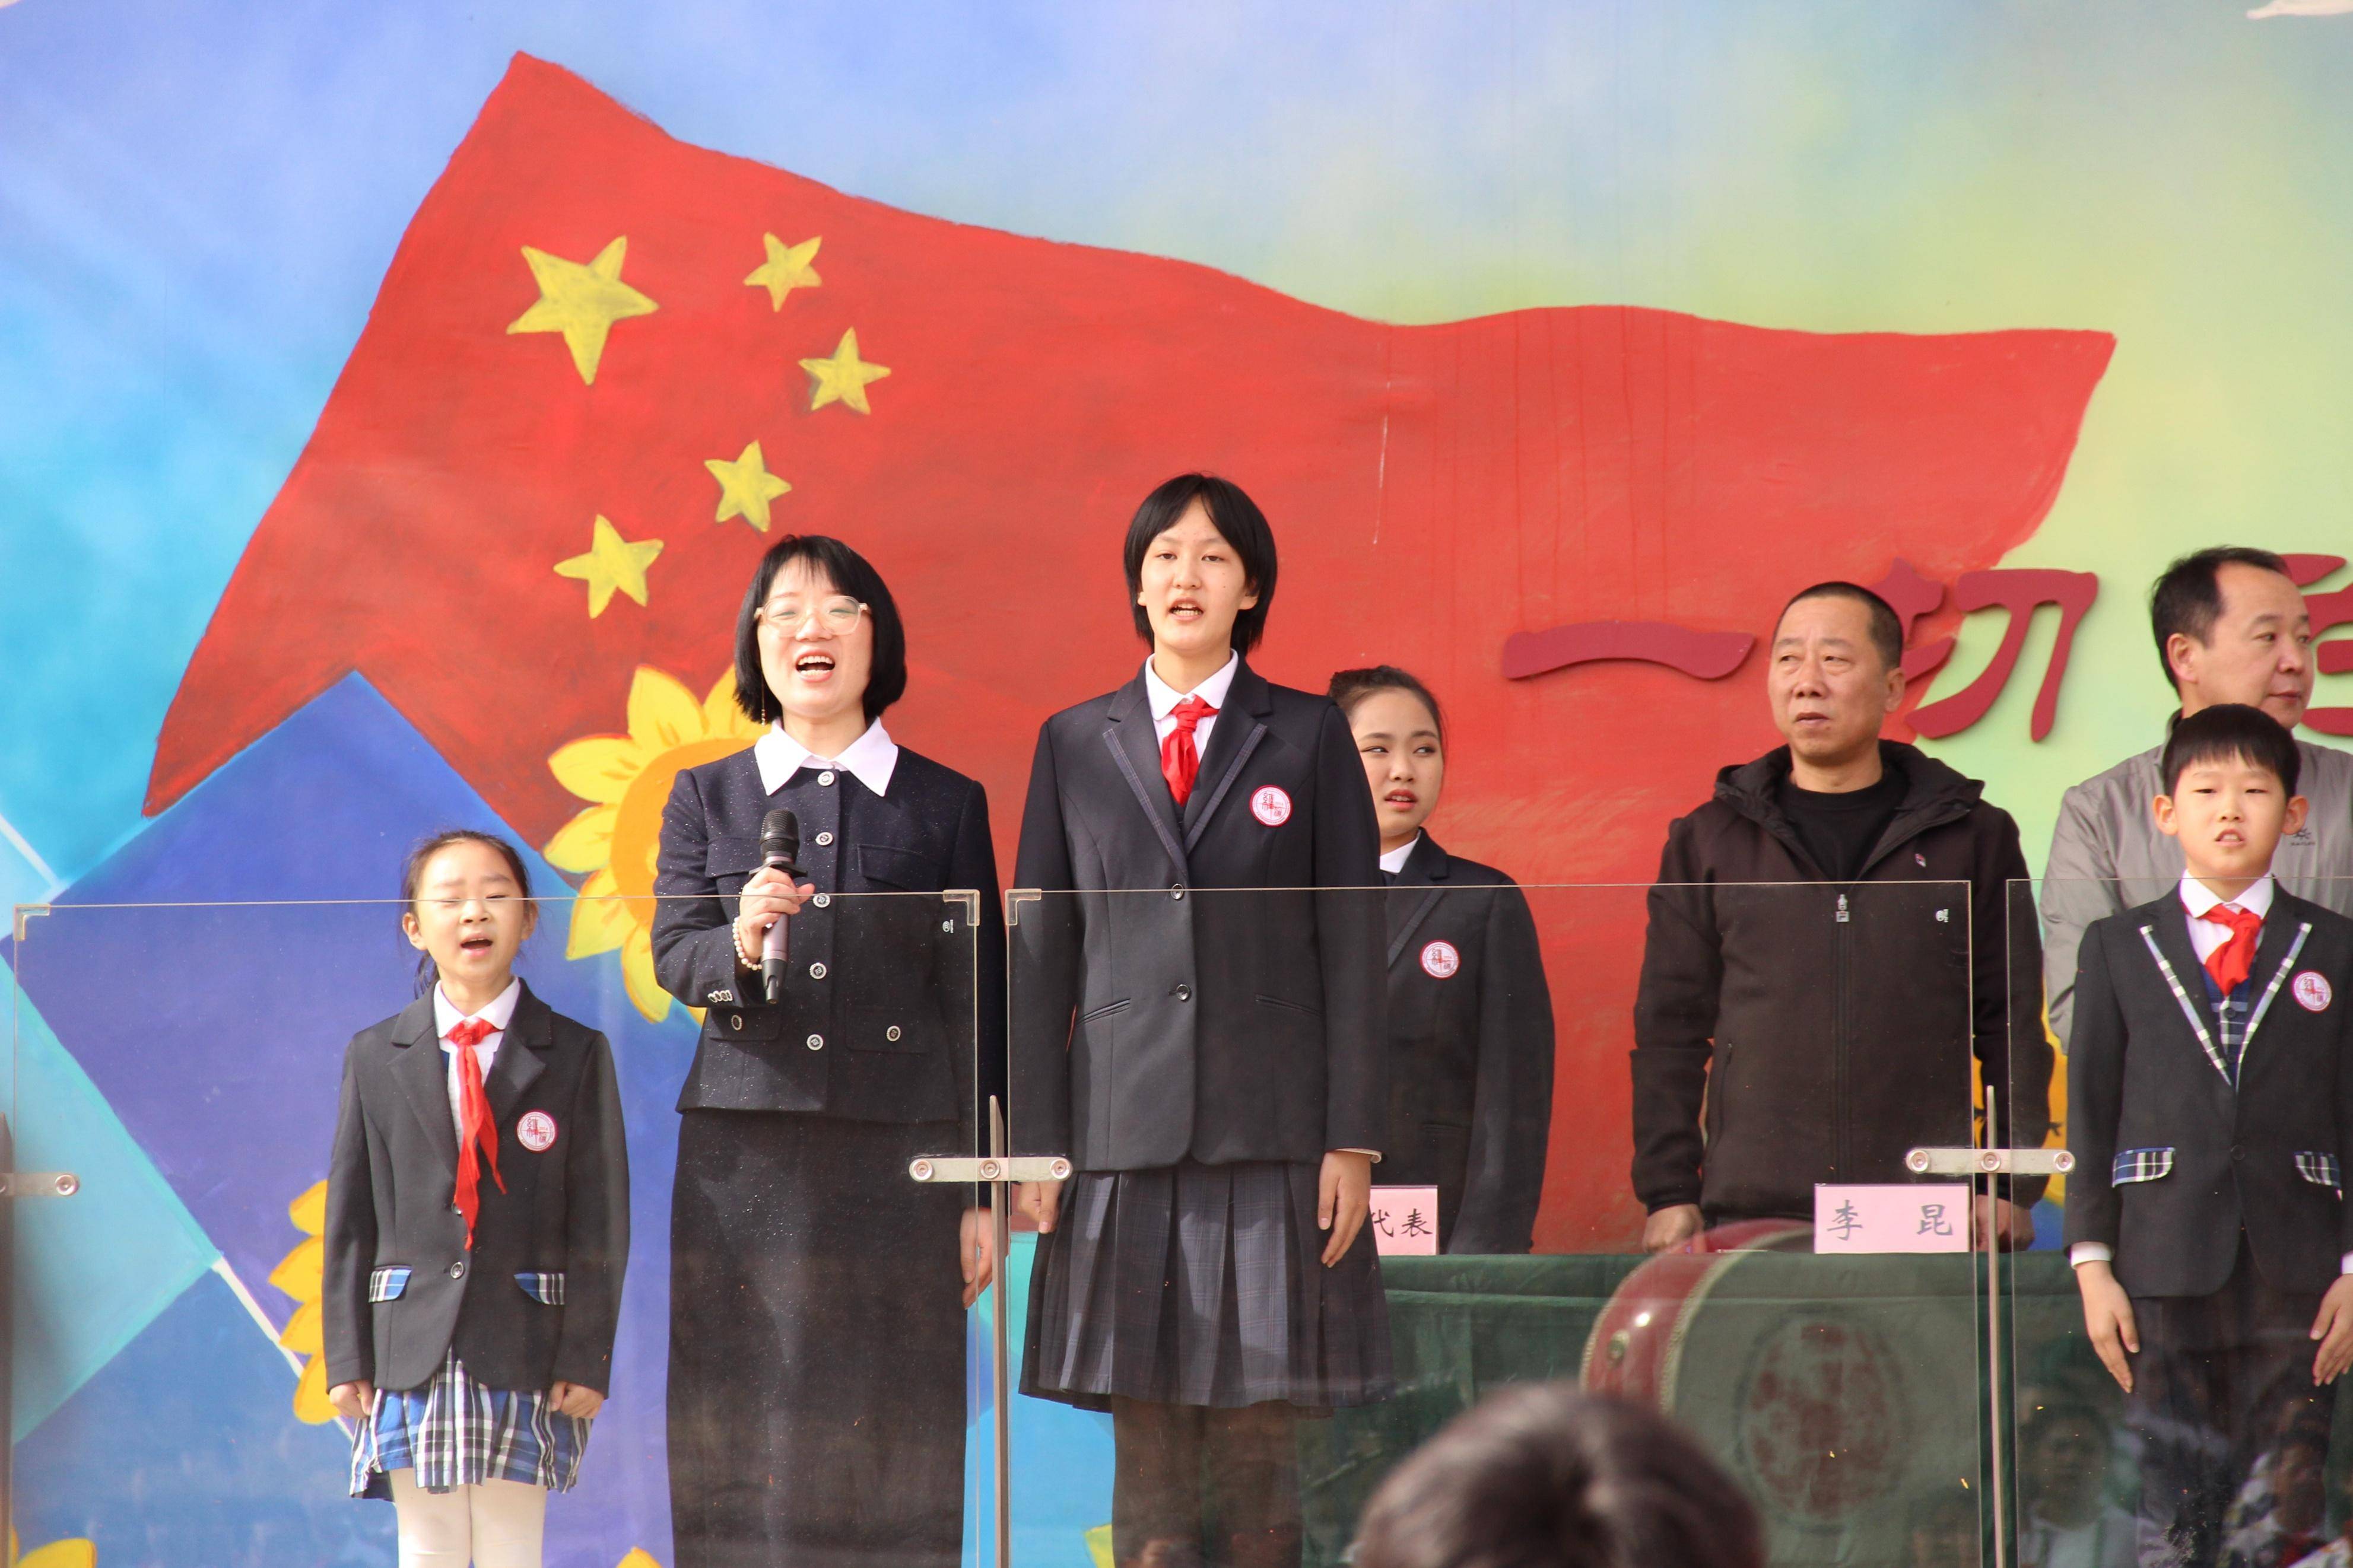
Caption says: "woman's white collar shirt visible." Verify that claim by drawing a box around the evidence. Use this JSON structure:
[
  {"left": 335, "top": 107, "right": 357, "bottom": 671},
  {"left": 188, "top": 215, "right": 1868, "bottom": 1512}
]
[{"left": 755, "top": 718, "right": 900, "bottom": 797}]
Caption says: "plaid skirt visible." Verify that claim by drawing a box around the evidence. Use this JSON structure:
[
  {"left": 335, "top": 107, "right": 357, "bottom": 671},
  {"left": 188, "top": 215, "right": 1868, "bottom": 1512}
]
[
  {"left": 1020, "top": 1159, "right": 1393, "bottom": 1413},
  {"left": 350, "top": 1348, "right": 590, "bottom": 1499}
]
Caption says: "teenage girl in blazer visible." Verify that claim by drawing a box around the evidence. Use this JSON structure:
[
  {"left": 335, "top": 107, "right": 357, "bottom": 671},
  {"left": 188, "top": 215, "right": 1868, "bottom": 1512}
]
[
  {"left": 323, "top": 830, "right": 629, "bottom": 1568},
  {"left": 652, "top": 534, "right": 1004, "bottom": 1568},
  {"left": 1328, "top": 666, "right": 1554, "bottom": 1255},
  {"left": 1014, "top": 473, "right": 1391, "bottom": 1568}
]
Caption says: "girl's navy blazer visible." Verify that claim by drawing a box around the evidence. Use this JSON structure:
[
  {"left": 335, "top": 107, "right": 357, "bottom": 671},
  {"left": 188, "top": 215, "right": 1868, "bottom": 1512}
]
[
  {"left": 322, "top": 982, "right": 629, "bottom": 1395},
  {"left": 651, "top": 742, "right": 1005, "bottom": 1144},
  {"left": 1379, "top": 833, "right": 1555, "bottom": 1254}
]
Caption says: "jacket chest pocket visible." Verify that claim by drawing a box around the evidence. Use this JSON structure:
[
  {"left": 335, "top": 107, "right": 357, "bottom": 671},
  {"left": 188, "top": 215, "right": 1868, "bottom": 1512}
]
[
  {"left": 858, "top": 842, "right": 944, "bottom": 893},
  {"left": 707, "top": 836, "right": 764, "bottom": 897}
]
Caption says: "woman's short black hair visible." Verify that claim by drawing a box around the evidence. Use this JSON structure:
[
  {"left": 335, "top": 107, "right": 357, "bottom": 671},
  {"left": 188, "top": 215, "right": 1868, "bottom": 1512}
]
[
  {"left": 1123, "top": 474, "right": 1278, "bottom": 654},
  {"left": 732, "top": 535, "right": 909, "bottom": 724},
  {"left": 1352, "top": 1382, "right": 1764, "bottom": 1568},
  {"left": 1327, "top": 666, "right": 1446, "bottom": 740},
  {"left": 2161, "top": 702, "right": 2301, "bottom": 798}
]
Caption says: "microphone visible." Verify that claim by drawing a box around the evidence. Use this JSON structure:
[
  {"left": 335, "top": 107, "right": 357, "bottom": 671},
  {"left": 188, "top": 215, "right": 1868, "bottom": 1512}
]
[{"left": 759, "top": 807, "right": 802, "bottom": 1004}]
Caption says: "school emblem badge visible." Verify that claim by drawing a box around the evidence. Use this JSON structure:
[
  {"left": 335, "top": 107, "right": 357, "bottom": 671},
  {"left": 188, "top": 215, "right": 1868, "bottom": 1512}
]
[
  {"left": 1251, "top": 785, "right": 1292, "bottom": 826},
  {"left": 517, "top": 1110, "right": 559, "bottom": 1152},
  {"left": 1421, "top": 940, "right": 1461, "bottom": 979},
  {"left": 2295, "top": 971, "right": 2333, "bottom": 1013}
]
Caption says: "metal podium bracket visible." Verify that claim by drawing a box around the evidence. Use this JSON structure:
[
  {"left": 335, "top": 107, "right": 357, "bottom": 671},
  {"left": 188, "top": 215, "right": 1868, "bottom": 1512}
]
[
  {"left": 1004, "top": 889, "right": 1041, "bottom": 927},
  {"left": 909, "top": 1155, "right": 1070, "bottom": 1184},
  {"left": 939, "top": 889, "right": 981, "bottom": 927},
  {"left": 12, "top": 903, "right": 49, "bottom": 943},
  {"left": 0, "top": 1173, "right": 80, "bottom": 1198},
  {"left": 926, "top": 1096, "right": 1051, "bottom": 1568},
  {"left": 1905, "top": 1146, "right": 2075, "bottom": 1176}
]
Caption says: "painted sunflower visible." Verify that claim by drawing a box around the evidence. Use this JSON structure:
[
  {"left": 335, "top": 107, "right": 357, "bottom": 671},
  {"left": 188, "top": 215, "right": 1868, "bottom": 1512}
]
[
  {"left": 270, "top": 1179, "right": 338, "bottom": 1423},
  {"left": 545, "top": 667, "right": 763, "bottom": 1022}
]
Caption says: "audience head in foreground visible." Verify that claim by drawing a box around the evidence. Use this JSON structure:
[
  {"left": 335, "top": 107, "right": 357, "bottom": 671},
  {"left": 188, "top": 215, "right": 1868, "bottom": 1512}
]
[{"left": 1352, "top": 1382, "right": 1764, "bottom": 1568}]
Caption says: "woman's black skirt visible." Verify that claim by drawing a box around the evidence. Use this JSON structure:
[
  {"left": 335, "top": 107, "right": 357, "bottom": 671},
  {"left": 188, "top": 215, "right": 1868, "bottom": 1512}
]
[
  {"left": 1020, "top": 1159, "right": 1393, "bottom": 1413},
  {"left": 668, "top": 1109, "right": 968, "bottom": 1568}
]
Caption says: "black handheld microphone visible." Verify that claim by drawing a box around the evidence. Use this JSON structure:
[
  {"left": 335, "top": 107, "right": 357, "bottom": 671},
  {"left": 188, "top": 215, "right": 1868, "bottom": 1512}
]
[{"left": 759, "top": 807, "right": 802, "bottom": 1004}]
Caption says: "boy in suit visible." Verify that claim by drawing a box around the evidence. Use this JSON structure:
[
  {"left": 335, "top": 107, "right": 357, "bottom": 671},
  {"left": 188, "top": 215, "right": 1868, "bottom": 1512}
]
[{"left": 2067, "top": 703, "right": 2353, "bottom": 1568}]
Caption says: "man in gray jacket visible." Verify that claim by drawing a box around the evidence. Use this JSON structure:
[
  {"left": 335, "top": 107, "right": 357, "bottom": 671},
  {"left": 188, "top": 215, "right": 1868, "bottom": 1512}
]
[{"left": 2043, "top": 546, "right": 2353, "bottom": 1049}]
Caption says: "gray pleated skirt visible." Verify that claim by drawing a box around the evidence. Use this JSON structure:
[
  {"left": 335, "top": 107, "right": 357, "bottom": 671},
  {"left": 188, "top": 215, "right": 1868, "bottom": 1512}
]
[{"left": 1020, "top": 1159, "right": 1393, "bottom": 1412}]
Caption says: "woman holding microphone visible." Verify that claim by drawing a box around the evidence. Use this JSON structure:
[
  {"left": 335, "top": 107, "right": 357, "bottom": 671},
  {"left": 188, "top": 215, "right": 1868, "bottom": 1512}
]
[
  {"left": 1013, "top": 474, "right": 1392, "bottom": 1568},
  {"left": 653, "top": 535, "right": 1003, "bottom": 1568}
]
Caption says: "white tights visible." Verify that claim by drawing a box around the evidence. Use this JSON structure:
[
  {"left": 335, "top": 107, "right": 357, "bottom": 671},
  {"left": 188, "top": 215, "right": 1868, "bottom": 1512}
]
[{"left": 389, "top": 1470, "right": 547, "bottom": 1568}]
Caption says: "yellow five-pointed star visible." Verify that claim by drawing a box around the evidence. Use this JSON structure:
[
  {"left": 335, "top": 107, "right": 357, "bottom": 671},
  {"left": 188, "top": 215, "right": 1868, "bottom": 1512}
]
[
  {"left": 506, "top": 237, "right": 658, "bottom": 385},
  {"left": 745, "top": 233, "right": 823, "bottom": 311},
  {"left": 704, "top": 440, "right": 792, "bottom": 532},
  {"left": 799, "top": 329, "right": 891, "bottom": 414},
  {"left": 554, "top": 516, "right": 664, "bottom": 617}
]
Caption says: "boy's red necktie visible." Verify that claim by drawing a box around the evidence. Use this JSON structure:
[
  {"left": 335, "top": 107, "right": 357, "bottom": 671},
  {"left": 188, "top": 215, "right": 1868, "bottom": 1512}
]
[
  {"left": 1161, "top": 696, "right": 1216, "bottom": 807},
  {"left": 2199, "top": 904, "right": 2265, "bottom": 997},
  {"left": 447, "top": 1016, "right": 504, "bottom": 1248}
]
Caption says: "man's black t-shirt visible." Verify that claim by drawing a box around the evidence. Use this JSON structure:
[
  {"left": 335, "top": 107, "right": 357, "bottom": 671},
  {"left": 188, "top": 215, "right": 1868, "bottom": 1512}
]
[{"left": 1776, "top": 759, "right": 1906, "bottom": 882}]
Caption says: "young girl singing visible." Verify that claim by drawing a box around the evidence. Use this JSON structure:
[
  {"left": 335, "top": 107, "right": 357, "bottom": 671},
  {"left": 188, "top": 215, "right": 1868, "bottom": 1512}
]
[
  {"left": 1013, "top": 473, "right": 1392, "bottom": 1568},
  {"left": 323, "top": 831, "right": 629, "bottom": 1568}
]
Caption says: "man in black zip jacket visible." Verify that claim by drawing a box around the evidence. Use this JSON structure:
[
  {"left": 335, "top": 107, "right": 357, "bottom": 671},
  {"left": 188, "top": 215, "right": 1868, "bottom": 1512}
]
[{"left": 1631, "top": 581, "right": 2053, "bottom": 1251}]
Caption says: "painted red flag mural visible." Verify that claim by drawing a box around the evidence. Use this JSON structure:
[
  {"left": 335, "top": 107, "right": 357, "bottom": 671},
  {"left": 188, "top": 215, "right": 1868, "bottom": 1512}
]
[{"left": 153, "top": 54, "right": 2113, "bottom": 1246}]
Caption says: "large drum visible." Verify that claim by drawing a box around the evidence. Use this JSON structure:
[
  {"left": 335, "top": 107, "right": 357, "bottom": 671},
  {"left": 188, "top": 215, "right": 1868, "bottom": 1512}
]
[{"left": 1582, "top": 1223, "right": 1983, "bottom": 1567}]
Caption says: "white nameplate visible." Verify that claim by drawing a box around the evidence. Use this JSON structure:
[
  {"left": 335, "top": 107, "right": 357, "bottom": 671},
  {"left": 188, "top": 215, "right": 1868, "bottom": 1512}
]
[
  {"left": 1814, "top": 1183, "right": 1970, "bottom": 1253},
  {"left": 1368, "top": 1185, "right": 1441, "bottom": 1255}
]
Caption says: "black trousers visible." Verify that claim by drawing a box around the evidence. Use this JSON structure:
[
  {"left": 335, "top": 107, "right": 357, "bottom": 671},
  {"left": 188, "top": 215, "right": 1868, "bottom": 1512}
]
[
  {"left": 1110, "top": 1397, "right": 1301, "bottom": 1568},
  {"left": 2125, "top": 1239, "right": 2334, "bottom": 1568}
]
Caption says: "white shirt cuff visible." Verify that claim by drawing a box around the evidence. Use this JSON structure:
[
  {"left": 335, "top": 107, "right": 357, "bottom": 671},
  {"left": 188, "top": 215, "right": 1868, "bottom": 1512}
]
[
  {"left": 2072, "top": 1242, "right": 2353, "bottom": 1274},
  {"left": 1338, "top": 1148, "right": 1382, "bottom": 1162}
]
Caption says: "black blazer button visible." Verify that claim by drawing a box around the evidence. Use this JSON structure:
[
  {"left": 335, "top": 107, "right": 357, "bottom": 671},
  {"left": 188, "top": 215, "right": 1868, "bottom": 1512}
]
[
  {"left": 886, "top": 1025, "right": 903, "bottom": 1041},
  {"left": 807, "top": 1033, "right": 825, "bottom": 1051},
  {"left": 1171, "top": 883, "right": 1185, "bottom": 901},
  {"left": 1173, "top": 984, "right": 1192, "bottom": 1002},
  {"left": 450, "top": 1261, "right": 466, "bottom": 1280},
  {"left": 730, "top": 1014, "right": 744, "bottom": 1033},
  {"left": 2231, "top": 1144, "right": 2246, "bottom": 1162}
]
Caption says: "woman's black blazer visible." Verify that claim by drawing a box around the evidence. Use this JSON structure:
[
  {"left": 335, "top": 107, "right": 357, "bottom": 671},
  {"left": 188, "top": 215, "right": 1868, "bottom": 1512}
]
[{"left": 652, "top": 743, "right": 1005, "bottom": 1143}]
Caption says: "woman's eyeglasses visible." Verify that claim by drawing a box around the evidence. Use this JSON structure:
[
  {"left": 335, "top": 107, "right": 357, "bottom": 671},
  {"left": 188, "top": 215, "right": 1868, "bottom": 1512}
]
[{"left": 759, "top": 597, "right": 868, "bottom": 634}]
